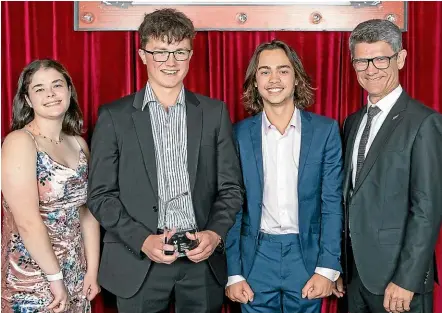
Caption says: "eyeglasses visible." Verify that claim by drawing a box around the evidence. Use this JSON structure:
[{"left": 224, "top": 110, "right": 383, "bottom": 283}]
[
  {"left": 352, "top": 53, "right": 399, "bottom": 72},
  {"left": 140, "top": 48, "right": 191, "bottom": 62}
]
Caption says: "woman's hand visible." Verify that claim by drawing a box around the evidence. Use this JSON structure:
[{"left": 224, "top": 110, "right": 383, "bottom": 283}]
[
  {"left": 82, "top": 271, "right": 101, "bottom": 301},
  {"left": 47, "top": 280, "right": 69, "bottom": 312}
]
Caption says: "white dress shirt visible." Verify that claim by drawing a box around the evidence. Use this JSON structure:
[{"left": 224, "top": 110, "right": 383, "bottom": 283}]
[
  {"left": 227, "top": 109, "right": 339, "bottom": 287},
  {"left": 351, "top": 85, "right": 403, "bottom": 187},
  {"left": 260, "top": 108, "right": 301, "bottom": 234}
]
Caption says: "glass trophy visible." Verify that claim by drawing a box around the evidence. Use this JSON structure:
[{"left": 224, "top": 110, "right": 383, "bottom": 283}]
[{"left": 162, "top": 191, "right": 199, "bottom": 257}]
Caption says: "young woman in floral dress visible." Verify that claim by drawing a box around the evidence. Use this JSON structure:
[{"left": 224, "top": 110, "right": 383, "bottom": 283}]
[{"left": 1, "top": 59, "right": 101, "bottom": 313}]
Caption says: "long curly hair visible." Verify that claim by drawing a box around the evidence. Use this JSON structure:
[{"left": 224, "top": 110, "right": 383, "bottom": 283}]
[{"left": 243, "top": 40, "right": 314, "bottom": 115}]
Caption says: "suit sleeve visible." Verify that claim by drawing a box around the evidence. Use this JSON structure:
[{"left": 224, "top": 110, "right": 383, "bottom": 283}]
[
  {"left": 392, "top": 113, "right": 442, "bottom": 291},
  {"left": 87, "top": 106, "right": 151, "bottom": 258},
  {"left": 205, "top": 103, "right": 245, "bottom": 241},
  {"left": 225, "top": 129, "right": 244, "bottom": 277},
  {"left": 317, "top": 120, "right": 344, "bottom": 272}
]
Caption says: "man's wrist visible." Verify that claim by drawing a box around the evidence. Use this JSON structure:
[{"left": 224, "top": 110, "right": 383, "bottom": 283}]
[
  {"left": 205, "top": 230, "right": 224, "bottom": 253},
  {"left": 314, "top": 267, "right": 340, "bottom": 282},
  {"left": 140, "top": 234, "right": 153, "bottom": 258},
  {"left": 205, "top": 230, "right": 220, "bottom": 243},
  {"left": 211, "top": 231, "right": 224, "bottom": 252},
  {"left": 227, "top": 275, "right": 246, "bottom": 287}
]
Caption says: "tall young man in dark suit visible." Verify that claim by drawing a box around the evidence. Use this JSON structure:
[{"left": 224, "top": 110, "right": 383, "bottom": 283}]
[
  {"left": 88, "top": 9, "right": 244, "bottom": 313},
  {"left": 335, "top": 19, "right": 442, "bottom": 313}
]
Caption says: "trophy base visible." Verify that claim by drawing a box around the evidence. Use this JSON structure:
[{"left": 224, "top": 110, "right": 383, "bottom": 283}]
[{"left": 164, "top": 230, "right": 199, "bottom": 257}]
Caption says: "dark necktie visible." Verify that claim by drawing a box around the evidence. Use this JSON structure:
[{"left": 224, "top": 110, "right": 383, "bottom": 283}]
[{"left": 355, "top": 105, "right": 382, "bottom": 183}]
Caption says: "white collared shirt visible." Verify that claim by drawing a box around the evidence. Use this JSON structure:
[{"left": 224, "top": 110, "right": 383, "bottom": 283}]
[
  {"left": 227, "top": 108, "right": 339, "bottom": 287},
  {"left": 261, "top": 109, "right": 301, "bottom": 234},
  {"left": 352, "top": 85, "right": 403, "bottom": 187}
]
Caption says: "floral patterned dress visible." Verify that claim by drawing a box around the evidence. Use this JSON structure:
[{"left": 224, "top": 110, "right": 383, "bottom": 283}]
[{"left": 1, "top": 131, "right": 91, "bottom": 313}]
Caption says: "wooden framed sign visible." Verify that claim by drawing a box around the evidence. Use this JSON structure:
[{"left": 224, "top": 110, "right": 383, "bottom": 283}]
[{"left": 74, "top": 1, "right": 406, "bottom": 31}]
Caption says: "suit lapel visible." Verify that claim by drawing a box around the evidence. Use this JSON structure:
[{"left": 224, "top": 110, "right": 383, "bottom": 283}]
[
  {"left": 251, "top": 110, "right": 312, "bottom": 200},
  {"left": 131, "top": 87, "right": 158, "bottom": 198},
  {"left": 343, "top": 108, "right": 365, "bottom": 196},
  {"left": 353, "top": 91, "right": 408, "bottom": 194},
  {"left": 250, "top": 113, "right": 264, "bottom": 192},
  {"left": 298, "top": 110, "right": 313, "bottom": 182},
  {"left": 185, "top": 90, "right": 202, "bottom": 193}
]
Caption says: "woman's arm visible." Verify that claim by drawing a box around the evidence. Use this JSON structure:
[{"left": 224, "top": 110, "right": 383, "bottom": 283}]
[
  {"left": 1, "top": 131, "right": 61, "bottom": 275},
  {"left": 77, "top": 136, "right": 101, "bottom": 299},
  {"left": 79, "top": 204, "right": 100, "bottom": 275}
]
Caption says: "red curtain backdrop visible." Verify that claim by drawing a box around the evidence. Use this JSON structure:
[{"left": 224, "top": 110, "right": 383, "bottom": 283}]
[{"left": 1, "top": 2, "right": 441, "bottom": 313}]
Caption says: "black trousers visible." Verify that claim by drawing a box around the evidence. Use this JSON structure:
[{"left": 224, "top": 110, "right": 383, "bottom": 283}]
[
  {"left": 117, "top": 258, "right": 224, "bottom": 313},
  {"left": 347, "top": 260, "right": 433, "bottom": 313}
]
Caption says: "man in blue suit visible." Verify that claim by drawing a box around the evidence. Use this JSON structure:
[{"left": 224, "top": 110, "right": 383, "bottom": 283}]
[{"left": 225, "top": 40, "right": 344, "bottom": 313}]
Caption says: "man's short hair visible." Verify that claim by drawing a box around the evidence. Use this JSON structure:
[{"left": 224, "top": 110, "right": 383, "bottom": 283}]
[
  {"left": 349, "top": 19, "right": 402, "bottom": 57},
  {"left": 138, "top": 8, "right": 196, "bottom": 48}
]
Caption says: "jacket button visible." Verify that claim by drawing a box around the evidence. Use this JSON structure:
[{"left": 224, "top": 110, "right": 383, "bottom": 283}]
[{"left": 153, "top": 206, "right": 158, "bottom": 212}]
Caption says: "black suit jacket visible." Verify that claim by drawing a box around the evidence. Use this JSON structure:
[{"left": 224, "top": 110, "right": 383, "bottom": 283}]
[
  {"left": 87, "top": 87, "right": 244, "bottom": 298},
  {"left": 342, "top": 91, "right": 442, "bottom": 295}
]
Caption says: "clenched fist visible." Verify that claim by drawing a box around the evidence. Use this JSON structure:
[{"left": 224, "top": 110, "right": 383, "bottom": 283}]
[{"left": 226, "top": 280, "right": 254, "bottom": 304}]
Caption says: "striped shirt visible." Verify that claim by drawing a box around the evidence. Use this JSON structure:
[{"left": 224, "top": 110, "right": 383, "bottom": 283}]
[{"left": 142, "top": 82, "right": 197, "bottom": 231}]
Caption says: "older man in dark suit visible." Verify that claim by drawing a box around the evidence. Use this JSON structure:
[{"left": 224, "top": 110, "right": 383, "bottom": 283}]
[{"left": 335, "top": 19, "right": 442, "bottom": 313}]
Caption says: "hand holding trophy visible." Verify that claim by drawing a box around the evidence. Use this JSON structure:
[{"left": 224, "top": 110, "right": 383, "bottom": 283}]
[{"left": 161, "top": 191, "right": 199, "bottom": 257}]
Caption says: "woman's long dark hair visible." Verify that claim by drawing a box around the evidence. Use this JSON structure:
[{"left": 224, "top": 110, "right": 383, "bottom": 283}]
[{"left": 11, "top": 59, "right": 83, "bottom": 135}]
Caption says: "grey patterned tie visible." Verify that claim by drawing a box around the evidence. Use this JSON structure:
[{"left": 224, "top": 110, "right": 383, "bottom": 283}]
[{"left": 355, "top": 105, "right": 382, "bottom": 183}]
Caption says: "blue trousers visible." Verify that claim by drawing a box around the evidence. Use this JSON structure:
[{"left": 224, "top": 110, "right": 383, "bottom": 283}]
[{"left": 242, "top": 233, "right": 322, "bottom": 313}]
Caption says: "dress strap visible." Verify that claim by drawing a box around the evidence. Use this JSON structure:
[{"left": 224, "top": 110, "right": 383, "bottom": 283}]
[
  {"left": 22, "top": 129, "right": 40, "bottom": 150},
  {"left": 73, "top": 136, "right": 83, "bottom": 152}
]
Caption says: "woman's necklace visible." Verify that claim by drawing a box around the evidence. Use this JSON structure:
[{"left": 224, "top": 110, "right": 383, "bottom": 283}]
[{"left": 28, "top": 124, "right": 64, "bottom": 145}]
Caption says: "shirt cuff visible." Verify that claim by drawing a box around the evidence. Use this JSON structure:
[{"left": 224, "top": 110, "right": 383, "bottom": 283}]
[
  {"left": 315, "top": 267, "right": 340, "bottom": 282},
  {"left": 226, "top": 275, "right": 246, "bottom": 287}
]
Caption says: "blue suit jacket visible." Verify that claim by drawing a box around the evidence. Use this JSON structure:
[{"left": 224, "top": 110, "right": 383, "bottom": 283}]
[{"left": 226, "top": 111, "right": 344, "bottom": 279}]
